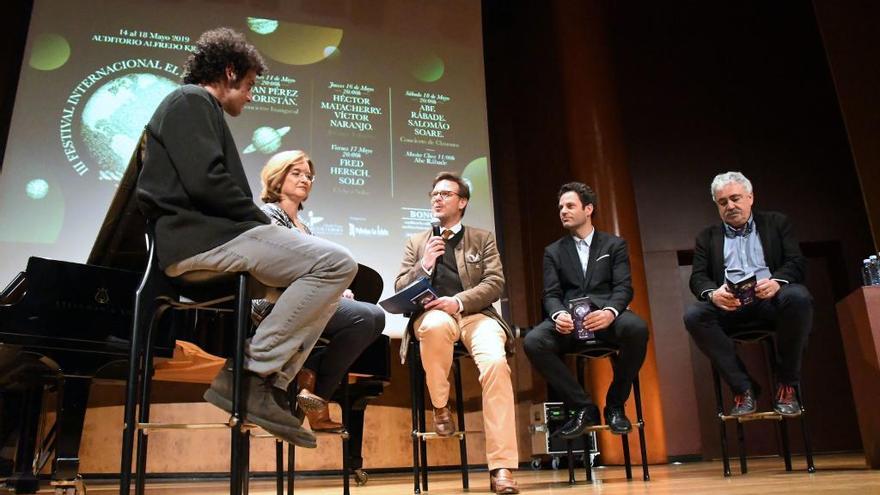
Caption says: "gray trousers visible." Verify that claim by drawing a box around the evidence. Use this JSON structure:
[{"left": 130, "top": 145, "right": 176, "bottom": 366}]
[{"left": 166, "top": 224, "right": 357, "bottom": 390}]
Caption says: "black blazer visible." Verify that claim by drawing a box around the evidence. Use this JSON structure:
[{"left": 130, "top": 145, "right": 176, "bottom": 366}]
[
  {"left": 542, "top": 230, "right": 634, "bottom": 318},
  {"left": 689, "top": 210, "right": 806, "bottom": 300}
]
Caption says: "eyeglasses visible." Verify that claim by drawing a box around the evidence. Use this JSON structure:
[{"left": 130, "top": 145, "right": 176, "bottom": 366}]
[
  {"left": 429, "top": 190, "right": 459, "bottom": 200},
  {"left": 289, "top": 170, "right": 316, "bottom": 182}
]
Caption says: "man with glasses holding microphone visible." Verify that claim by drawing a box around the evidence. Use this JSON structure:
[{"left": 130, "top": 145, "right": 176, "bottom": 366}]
[{"left": 395, "top": 172, "right": 520, "bottom": 494}]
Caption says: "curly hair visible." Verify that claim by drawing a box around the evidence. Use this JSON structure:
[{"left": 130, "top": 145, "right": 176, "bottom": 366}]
[
  {"left": 260, "top": 150, "right": 314, "bottom": 209},
  {"left": 182, "top": 27, "right": 267, "bottom": 85}
]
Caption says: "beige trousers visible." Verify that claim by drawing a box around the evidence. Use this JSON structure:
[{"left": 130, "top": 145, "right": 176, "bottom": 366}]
[{"left": 414, "top": 310, "right": 518, "bottom": 470}]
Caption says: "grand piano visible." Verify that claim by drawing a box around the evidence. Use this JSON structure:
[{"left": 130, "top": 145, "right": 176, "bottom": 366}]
[{"left": 0, "top": 144, "right": 391, "bottom": 494}]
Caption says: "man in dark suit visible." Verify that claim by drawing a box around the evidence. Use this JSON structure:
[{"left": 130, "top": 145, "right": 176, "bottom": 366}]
[
  {"left": 524, "top": 182, "right": 649, "bottom": 438},
  {"left": 684, "top": 171, "right": 812, "bottom": 417}
]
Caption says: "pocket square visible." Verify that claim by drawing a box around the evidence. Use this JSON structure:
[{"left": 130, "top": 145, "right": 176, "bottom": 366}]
[
  {"left": 466, "top": 252, "right": 481, "bottom": 263},
  {"left": 595, "top": 253, "right": 610, "bottom": 262}
]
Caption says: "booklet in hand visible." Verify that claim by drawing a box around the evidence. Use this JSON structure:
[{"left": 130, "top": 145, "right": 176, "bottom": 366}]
[
  {"left": 569, "top": 296, "right": 597, "bottom": 341},
  {"left": 379, "top": 276, "right": 439, "bottom": 314},
  {"left": 725, "top": 270, "right": 757, "bottom": 306}
]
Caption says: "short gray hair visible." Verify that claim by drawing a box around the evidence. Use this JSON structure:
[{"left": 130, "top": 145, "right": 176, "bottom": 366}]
[{"left": 710, "top": 171, "right": 753, "bottom": 201}]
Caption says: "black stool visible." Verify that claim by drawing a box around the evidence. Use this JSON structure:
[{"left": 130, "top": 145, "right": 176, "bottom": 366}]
[
  {"left": 247, "top": 382, "right": 351, "bottom": 495},
  {"left": 119, "top": 231, "right": 256, "bottom": 495},
  {"left": 408, "top": 337, "right": 469, "bottom": 494},
  {"left": 564, "top": 341, "right": 650, "bottom": 483},
  {"left": 282, "top": 264, "right": 384, "bottom": 495},
  {"left": 712, "top": 325, "right": 815, "bottom": 476},
  {"left": 283, "top": 358, "right": 352, "bottom": 495}
]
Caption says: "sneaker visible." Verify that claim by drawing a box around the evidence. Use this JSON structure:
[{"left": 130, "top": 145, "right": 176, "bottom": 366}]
[
  {"left": 773, "top": 383, "right": 802, "bottom": 417},
  {"left": 729, "top": 388, "right": 757, "bottom": 416},
  {"left": 203, "top": 366, "right": 317, "bottom": 448}
]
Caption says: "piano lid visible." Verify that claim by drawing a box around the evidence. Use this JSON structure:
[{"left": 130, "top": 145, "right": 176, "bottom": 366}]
[{"left": 87, "top": 130, "right": 148, "bottom": 272}]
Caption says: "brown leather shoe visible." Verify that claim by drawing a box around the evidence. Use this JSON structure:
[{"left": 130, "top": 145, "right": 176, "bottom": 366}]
[
  {"left": 433, "top": 406, "right": 456, "bottom": 437},
  {"left": 304, "top": 400, "right": 345, "bottom": 433},
  {"left": 490, "top": 468, "right": 519, "bottom": 494},
  {"left": 293, "top": 368, "right": 344, "bottom": 432}
]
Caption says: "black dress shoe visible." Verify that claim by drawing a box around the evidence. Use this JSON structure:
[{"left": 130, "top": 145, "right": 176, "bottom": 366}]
[
  {"left": 554, "top": 404, "right": 600, "bottom": 439},
  {"left": 773, "top": 383, "right": 802, "bottom": 417},
  {"left": 729, "top": 388, "right": 757, "bottom": 416},
  {"left": 604, "top": 405, "right": 632, "bottom": 435}
]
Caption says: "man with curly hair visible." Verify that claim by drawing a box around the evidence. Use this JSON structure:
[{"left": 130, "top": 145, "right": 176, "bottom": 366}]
[{"left": 137, "top": 27, "right": 356, "bottom": 448}]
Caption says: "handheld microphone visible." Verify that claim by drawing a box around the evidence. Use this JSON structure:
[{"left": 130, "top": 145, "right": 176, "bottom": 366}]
[{"left": 431, "top": 220, "right": 442, "bottom": 237}]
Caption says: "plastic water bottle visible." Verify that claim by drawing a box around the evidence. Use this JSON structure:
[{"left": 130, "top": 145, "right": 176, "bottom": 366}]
[
  {"left": 864, "top": 259, "right": 874, "bottom": 286},
  {"left": 870, "top": 255, "right": 880, "bottom": 286}
]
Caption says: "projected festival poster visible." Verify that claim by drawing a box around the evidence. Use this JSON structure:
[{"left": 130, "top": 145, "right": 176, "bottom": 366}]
[{"left": 0, "top": 0, "right": 495, "bottom": 332}]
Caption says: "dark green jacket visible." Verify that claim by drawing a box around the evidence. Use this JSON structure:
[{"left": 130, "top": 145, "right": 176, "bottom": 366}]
[{"left": 136, "top": 85, "right": 268, "bottom": 269}]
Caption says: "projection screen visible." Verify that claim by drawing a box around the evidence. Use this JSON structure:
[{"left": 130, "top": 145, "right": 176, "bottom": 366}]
[{"left": 0, "top": 0, "right": 497, "bottom": 334}]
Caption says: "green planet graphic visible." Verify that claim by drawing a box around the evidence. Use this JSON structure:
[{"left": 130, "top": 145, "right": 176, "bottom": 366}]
[
  {"left": 247, "top": 18, "right": 343, "bottom": 66},
  {"left": 243, "top": 126, "right": 291, "bottom": 154},
  {"left": 29, "top": 33, "right": 70, "bottom": 71}
]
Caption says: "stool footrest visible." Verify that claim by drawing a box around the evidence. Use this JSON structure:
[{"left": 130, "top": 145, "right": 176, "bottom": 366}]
[
  {"left": 138, "top": 421, "right": 232, "bottom": 432},
  {"left": 567, "top": 419, "right": 647, "bottom": 434},
  {"left": 413, "top": 430, "right": 469, "bottom": 440},
  {"left": 139, "top": 421, "right": 350, "bottom": 439},
  {"left": 252, "top": 429, "right": 350, "bottom": 440},
  {"left": 718, "top": 410, "right": 800, "bottom": 422}
]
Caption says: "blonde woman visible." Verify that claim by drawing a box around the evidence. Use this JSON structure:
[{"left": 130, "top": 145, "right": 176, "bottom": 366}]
[{"left": 254, "top": 150, "right": 385, "bottom": 431}]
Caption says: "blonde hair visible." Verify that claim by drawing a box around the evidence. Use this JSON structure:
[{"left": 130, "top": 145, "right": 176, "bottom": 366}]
[{"left": 260, "top": 150, "right": 314, "bottom": 204}]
